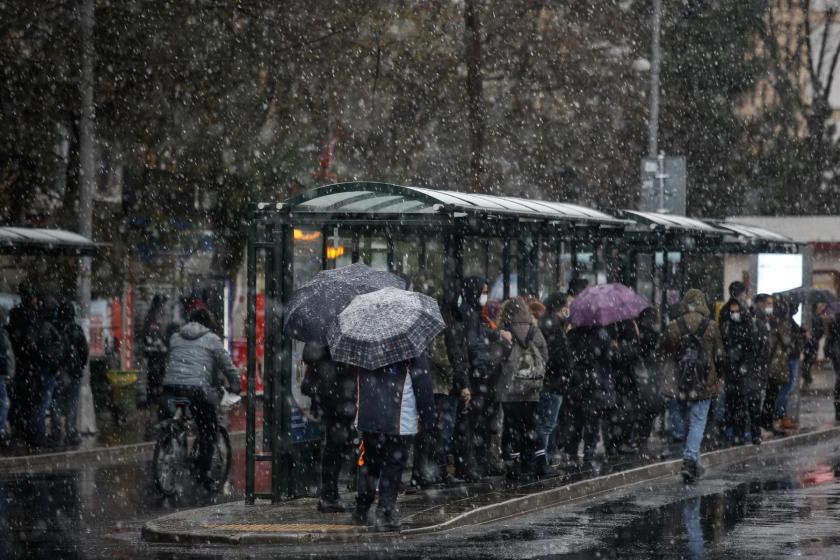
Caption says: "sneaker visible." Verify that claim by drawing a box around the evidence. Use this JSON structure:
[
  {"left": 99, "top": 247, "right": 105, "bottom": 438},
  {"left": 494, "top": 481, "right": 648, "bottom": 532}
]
[
  {"left": 751, "top": 434, "right": 762, "bottom": 445},
  {"left": 317, "top": 500, "right": 347, "bottom": 514},
  {"left": 66, "top": 432, "right": 82, "bottom": 447},
  {"left": 373, "top": 509, "right": 401, "bottom": 532}
]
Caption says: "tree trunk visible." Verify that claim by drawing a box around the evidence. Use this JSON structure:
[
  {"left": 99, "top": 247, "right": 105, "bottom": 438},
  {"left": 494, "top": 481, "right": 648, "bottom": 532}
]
[{"left": 464, "top": 0, "right": 484, "bottom": 193}]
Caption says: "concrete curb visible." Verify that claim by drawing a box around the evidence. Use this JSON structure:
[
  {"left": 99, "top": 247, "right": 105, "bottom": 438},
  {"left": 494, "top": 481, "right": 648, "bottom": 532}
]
[
  {"left": 141, "top": 426, "right": 840, "bottom": 545},
  {"left": 0, "top": 430, "right": 253, "bottom": 474}
]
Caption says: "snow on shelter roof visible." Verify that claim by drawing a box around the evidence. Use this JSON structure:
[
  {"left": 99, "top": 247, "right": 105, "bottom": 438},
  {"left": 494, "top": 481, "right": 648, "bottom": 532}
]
[
  {"left": 715, "top": 222, "right": 793, "bottom": 243},
  {"left": 284, "top": 182, "right": 627, "bottom": 225},
  {"left": 623, "top": 210, "right": 727, "bottom": 234},
  {"left": 0, "top": 227, "right": 101, "bottom": 255}
]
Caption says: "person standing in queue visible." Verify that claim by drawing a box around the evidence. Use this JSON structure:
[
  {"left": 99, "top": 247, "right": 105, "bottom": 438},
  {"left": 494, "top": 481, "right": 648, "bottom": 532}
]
[
  {"left": 535, "top": 293, "right": 573, "bottom": 461},
  {"left": 719, "top": 281, "right": 759, "bottom": 444},
  {"left": 495, "top": 297, "right": 549, "bottom": 479},
  {"left": 301, "top": 341, "right": 356, "bottom": 513},
  {"left": 353, "top": 354, "right": 434, "bottom": 532},
  {"left": 456, "top": 277, "right": 511, "bottom": 480},
  {"left": 659, "top": 289, "right": 724, "bottom": 483}
]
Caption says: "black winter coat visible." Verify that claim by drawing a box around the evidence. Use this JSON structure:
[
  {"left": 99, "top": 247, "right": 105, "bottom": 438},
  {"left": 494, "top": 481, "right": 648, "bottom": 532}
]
[
  {"left": 567, "top": 326, "right": 617, "bottom": 413},
  {"left": 718, "top": 297, "right": 759, "bottom": 382},
  {"left": 539, "top": 314, "right": 572, "bottom": 394},
  {"left": 301, "top": 342, "right": 356, "bottom": 419},
  {"left": 459, "top": 276, "right": 504, "bottom": 393}
]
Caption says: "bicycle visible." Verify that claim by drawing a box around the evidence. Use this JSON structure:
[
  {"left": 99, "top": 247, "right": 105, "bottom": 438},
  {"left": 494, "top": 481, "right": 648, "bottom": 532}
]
[{"left": 152, "top": 390, "right": 239, "bottom": 497}]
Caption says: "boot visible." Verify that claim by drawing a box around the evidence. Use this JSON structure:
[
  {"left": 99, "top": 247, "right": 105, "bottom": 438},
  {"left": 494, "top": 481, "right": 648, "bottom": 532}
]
[
  {"left": 317, "top": 499, "right": 347, "bottom": 514},
  {"left": 373, "top": 509, "right": 401, "bottom": 532},
  {"left": 533, "top": 452, "right": 559, "bottom": 479},
  {"left": 779, "top": 416, "right": 799, "bottom": 431},
  {"left": 680, "top": 458, "right": 698, "bottom": 484},
  {"left": 504, "top": 454, "right": 522, "bottom": 481},
  {"left": 352, "top": 506, "right": 371, "bottom": 526}
]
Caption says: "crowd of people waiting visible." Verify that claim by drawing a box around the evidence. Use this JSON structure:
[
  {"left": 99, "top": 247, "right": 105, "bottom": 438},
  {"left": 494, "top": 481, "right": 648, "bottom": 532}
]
[
  {"left": 301, "top": 274, "right": 840, "bottom": 530},
  {"left": 0, "top": 282, "right": 89, "bottom": 449}
]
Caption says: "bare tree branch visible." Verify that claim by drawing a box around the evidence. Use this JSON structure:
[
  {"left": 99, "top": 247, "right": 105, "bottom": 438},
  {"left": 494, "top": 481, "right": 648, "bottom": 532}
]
[{"left": 824, "top": 13, "right": 840, "bottom": 99}]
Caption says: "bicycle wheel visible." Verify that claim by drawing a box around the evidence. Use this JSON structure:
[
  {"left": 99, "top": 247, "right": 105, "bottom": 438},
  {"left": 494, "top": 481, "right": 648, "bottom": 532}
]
[
  {"left": 153, "top": 423, "right": 187, "bottom": 497},
  {"left": 204, "top": 428, "right": 232, "bottom": 493}
]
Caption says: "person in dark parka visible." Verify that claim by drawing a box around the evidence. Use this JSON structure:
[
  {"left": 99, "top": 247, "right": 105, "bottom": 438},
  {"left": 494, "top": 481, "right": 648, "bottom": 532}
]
[
  {"left": 409, "top": 273, "right": 469, "bottom": 487},
  {"left": 565, "top": 325, "right": 617, "bottom": 461},
  {"left": 7, "top": 283, "right": 39, "bottom": 443},
  {"left": 353, "top": 355, "right": 434, "bottom": 532},
  {"left": 28, "top": 295, "right": 65, "bottom": 448},
  {"left": 536, "top": 293, "right": 573, "bottom": 457},
  {"left": 51, "top": 300, "right": 89, "bottom": 446},
  {"left": 301, "top": 342, "right": 356, "bottom": 512},
  {"left": 719, "top": 281, "right": 761, "bottom": 443},
  {"left": 455, "top": 276, "right": 510, "bottom": 480}
]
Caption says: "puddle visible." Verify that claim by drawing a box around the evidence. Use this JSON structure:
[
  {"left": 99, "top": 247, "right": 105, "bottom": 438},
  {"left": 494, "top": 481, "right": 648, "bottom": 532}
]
[{"left": 551, "top": 462, "right": 840, "bottom": 559}]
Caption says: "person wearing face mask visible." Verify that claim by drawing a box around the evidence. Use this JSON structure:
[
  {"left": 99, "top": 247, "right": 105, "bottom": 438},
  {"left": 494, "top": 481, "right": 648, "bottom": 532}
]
[
  {"left": 454, "top": 276, "right": 512, "bottom": 481},
  {"left": 535, "top": 293, "right": 573, "bottom": 462},
  {"left": 718, "top": 281, "right": 760, "bottom": 444}
]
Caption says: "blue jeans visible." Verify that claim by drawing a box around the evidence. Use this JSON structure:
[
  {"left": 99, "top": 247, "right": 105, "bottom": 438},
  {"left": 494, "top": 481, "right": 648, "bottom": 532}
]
[
  {"left": 683, "top": 496, "right": 706, "bottom": 560},
  {"left": 30, "top": 370, "right": 58, "bottom": 446},
  {"left": 667, "top": 399, "right": 686, "bottom": 441},
  {"left": 535, "top": 392, "right": 563, "bottom": 454},
  {"left": 0, "top": 377, "right": 9, "bottom": 437},
  {"left": 675, "top": 399, "right": 711, "bottom": 464},
  {"left": 56, "top": 375, "right": 82, "bottom": 437},
  {"left": 775, "top": 359, "right": 799, "bottom": 419}
]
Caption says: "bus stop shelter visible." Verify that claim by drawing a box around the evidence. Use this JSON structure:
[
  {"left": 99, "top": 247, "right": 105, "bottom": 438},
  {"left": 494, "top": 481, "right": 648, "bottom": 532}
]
[{"left": 243, "top": 181, "right": 798, "bottom": 503}]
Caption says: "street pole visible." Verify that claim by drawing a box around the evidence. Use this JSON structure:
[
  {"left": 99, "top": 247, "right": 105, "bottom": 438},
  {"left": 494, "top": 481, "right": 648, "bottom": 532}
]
[
  {"left": 648, "top": 0, "right": 662, "bottom": 158},
  {"left": 78, "top": 0, "right": 97, "bottom": 435}
]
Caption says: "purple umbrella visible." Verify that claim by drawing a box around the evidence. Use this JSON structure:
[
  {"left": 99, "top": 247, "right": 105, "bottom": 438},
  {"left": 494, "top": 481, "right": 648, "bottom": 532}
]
[
  {"left": 568, "top": 283, "right": 650, "bottom": 327},
  {"left": 821, "top": 301, "right": 840, "bottom": 317}
]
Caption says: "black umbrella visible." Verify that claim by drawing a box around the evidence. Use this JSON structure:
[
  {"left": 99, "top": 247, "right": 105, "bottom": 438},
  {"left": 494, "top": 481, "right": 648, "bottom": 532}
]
[
  {"left": 773, "top": 287, "right": 838, "bottom": 307},
  {"left": 283, "top": 262, "right": 406, "bottom": 343}
]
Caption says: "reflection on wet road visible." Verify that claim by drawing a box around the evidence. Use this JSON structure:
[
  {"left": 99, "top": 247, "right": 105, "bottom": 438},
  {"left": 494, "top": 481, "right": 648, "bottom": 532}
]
[
  {"left": 0, "top": 449, "right": 247, "bottom": 559},
  {"left": 3, "top": 439, "right": 840, "bottom": 558}
]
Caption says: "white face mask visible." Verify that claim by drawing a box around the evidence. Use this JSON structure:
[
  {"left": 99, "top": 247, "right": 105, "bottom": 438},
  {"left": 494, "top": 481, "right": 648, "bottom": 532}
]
[
  {"left": 764, "top": 306, "right": 774, "bottom": 316},
  {"left": 479, "top": 294, "right": 488, "bottom": 307},
  {"left": 731, "top": 312, "right": 741, "bottom": 322}
]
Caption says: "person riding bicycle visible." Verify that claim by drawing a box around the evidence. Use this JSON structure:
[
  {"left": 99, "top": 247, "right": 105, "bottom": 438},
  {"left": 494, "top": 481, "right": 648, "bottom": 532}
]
[{"left": 161, "top": 308, "right": 240, "bottom": 485}]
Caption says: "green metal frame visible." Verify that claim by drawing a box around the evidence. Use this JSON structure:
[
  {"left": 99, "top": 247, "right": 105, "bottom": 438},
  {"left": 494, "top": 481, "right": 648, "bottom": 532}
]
[{"left": 243, "top": 182, "right": 799, "bottom": 504}]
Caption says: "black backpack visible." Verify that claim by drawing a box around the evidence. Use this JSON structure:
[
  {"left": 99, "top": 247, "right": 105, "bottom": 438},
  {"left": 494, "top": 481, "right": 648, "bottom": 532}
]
[{"left": 675, "top": 318, "right": 710, "bottom": 399}]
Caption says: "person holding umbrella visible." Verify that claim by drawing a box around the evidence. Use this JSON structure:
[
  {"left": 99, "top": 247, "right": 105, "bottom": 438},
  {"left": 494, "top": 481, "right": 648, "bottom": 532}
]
[
  {"left": 284, "top": 263, "right": 405, "bottom": 513},
  {"left": 326, "top": 286, "right": 440, "bottom": 532},
  {"left": 564, "top": 283, "right": 648, "bottom": 462}
]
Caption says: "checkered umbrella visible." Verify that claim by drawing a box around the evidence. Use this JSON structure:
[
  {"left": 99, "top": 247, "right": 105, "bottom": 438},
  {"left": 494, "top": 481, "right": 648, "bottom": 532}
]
[
  {"left": 326, "top": 287, "right": 445, "bottom": 370},
  {"left": 283, "top": 263, "right": 406, "bottom": 343}
]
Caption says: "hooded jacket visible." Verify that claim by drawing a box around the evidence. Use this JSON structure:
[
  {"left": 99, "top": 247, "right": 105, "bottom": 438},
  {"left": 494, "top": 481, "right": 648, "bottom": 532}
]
[
  {"left": 57, "top": 301, "right": 89, "bottom": 378},
  {"left": 459, "top": 276, "right": 504, "bottom": 391},
  {"left": 34, "top": 296, "right": 65, "bottom": 372},
  {"left": 539, "top": 296, "right": 573, "bottom": 394},
  {"left": 495, "top": 298, "right": 548, "bottom": 402},
  {"left": 355, "top": 354, "right": 435, "bottom": 436},
  {"left": 718, "top": 296, "right": 759, "bottom": 382},
  {"left": 659, "top": 289, "right": 724, "bottom": 401},
  {"left": 163, "top": 322, "right": 239, "bottom": 390}
]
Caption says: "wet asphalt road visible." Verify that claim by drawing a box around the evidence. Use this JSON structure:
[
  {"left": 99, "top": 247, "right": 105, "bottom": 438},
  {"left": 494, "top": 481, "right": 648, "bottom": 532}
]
[{"left": 2, "top": 393, "right": 840, "bottom": 559}]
